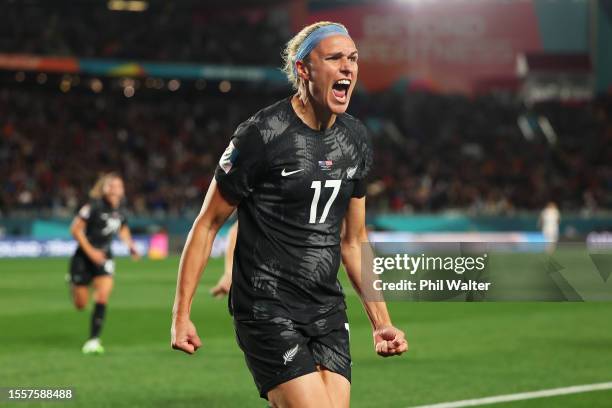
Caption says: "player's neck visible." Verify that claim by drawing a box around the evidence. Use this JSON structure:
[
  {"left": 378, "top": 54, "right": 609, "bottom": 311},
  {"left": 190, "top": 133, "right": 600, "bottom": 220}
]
[
  {"left": 292, "top": 94, "right": 336, "bottom": 131},
  {"left": 103, "top": 196, "right": 120, "bottom": 209}
]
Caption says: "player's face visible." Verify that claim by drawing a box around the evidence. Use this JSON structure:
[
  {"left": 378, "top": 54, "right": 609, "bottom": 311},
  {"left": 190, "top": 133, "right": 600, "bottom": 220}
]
[
  {"left": 306, "top": 35, "right": 358, "bottom": 115},
  {"left": 104, "top": 177, "right": 125, "bottom": 208}
]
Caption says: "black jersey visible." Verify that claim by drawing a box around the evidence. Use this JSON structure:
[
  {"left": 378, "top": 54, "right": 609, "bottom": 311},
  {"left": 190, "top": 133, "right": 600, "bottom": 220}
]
[
  {"left": 215, "top": 97, "right": 373, "bottom": 324},
  {"left": 76, "top": 199, "right": 128, "bottom": 254}
]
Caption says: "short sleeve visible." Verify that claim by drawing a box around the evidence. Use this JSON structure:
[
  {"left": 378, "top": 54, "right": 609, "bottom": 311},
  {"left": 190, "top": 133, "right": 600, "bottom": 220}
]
[
  {"left": 214, "top": 123, "right": 267, "bottom": 204},
  {"left": 352, "top": 125, "right": 373, "bottom": 198},
  {"left": 78, "top": 203, "right": 92, "bottom": 220}
]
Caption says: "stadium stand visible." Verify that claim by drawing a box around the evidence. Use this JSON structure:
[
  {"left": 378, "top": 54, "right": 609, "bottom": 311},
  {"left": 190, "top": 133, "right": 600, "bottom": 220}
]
[{"left": 1, "top": 81, "right": 609, "bottom": 216}]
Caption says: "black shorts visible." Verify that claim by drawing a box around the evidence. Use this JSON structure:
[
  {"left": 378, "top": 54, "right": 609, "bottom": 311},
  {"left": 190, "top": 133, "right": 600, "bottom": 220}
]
[
  {"left": 233, "top": 309, "right": 351, "bottom": 399},
  {"left": 68, "top": 249, "right": 114, "bottom": 286}
]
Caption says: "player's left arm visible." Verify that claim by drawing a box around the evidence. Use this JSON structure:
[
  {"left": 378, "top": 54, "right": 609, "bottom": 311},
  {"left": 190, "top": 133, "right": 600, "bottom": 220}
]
[
  {"left": 341, "top": 196, "right": 408, "bottom": 357},
  {"left": 119, "top": 224, "right": 140, "bottom": 260},
  {"left": 210, "top": 220, "right": 237, "bottom": 298}
]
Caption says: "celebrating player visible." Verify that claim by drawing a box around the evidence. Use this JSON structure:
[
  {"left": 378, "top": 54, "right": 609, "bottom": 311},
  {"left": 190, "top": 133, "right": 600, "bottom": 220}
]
[
  {"left": 171, "top": 21, "right": 407, "bottom": 407},
  {"left": 69, "top": 172, "right": 140, "bottom": 354}
]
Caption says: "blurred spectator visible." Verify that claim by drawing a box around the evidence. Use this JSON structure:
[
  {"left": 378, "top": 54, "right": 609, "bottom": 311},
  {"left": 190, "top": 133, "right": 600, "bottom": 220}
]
[
  {"left": 0, "top": 2, "right": 289, "bottom": 65},
  {"left": 1, "top": 78, "right": 610, "bottom": 217},
  {"left": 352, "top": 91, "right": 611, "bottom": 215}
]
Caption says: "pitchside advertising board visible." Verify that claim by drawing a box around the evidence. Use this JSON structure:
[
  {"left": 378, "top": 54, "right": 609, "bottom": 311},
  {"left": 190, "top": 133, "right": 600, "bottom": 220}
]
[
  {"left": 0, "top": 232, "right": 539, "bottom": 258},
  {"left": 0, "top": 232, "right": 233, "bottom": 259},
  {"left": 0, "top": 237, "right": 151, "bottom": 259},
  {"left": 301, "top": 0, "right": 589, "bottom": 93},
  {"left": 2, "top": 231, "right": 610, "bottom": 258}
]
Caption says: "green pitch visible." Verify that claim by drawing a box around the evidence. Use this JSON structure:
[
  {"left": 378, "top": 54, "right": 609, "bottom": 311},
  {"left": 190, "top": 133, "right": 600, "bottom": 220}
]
[{"left": 1, "top": 256, "right": 611, "bottom": 407}]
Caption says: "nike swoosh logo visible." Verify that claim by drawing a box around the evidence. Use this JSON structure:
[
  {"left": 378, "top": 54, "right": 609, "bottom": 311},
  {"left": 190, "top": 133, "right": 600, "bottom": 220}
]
[{"left": 281, "top": 168, "right": 304, "bottom": 177}]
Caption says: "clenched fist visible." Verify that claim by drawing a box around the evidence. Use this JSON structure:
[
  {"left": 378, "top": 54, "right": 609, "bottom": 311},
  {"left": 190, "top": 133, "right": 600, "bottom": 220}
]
[
  {"left": 171, "top": 315, "right": 202, "bottom": 355},
  {"left": 373, "top": 325, "right": 408, "bottom": 357}
]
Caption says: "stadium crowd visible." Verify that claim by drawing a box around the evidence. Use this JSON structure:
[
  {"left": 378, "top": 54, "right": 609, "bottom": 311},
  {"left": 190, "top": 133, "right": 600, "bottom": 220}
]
[
  {"left": 1, "top": 1, "right": 609, "bottom": 217},
  {"left": 354, "top": 92, "right": 610, "bottom": 215},
  {"left": 1, "top": 81, "right": 610, "bottom": 217},
  {"left": 1, "top": 2, "right": 288, "bottom": 65}
]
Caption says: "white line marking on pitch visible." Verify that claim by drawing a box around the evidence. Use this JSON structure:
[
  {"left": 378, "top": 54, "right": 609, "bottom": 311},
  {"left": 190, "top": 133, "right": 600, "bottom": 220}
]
[{"left": 408, "top": 381, "right": 612, "bottom": 408}]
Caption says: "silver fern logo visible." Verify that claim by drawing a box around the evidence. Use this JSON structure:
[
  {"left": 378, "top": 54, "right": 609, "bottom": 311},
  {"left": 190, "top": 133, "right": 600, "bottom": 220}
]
[
  {"left": 282, "top": 344, "right": 299, "bottom": 365},
  {"left": 347, "top": 166, "right": 358, "bottom": 179}
]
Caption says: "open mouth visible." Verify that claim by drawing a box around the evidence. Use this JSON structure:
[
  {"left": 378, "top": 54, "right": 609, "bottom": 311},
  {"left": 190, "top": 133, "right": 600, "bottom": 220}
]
[{"left": 332, "top": 79, "right": 351, "bottom": 103}]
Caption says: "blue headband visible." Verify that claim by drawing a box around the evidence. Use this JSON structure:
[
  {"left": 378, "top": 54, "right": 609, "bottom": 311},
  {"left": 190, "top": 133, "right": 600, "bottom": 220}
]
[{"left": 294, "top": 24, "right": 350, "bottom": 76}]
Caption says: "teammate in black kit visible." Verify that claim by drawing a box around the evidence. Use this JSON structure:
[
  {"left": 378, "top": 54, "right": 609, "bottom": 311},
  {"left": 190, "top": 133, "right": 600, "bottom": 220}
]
[
  {"left": 171, "top": 21, "right": 407, "bottom": 407},
  {"left": 69, "top": 172, "right": 140, "bottom": 354}
]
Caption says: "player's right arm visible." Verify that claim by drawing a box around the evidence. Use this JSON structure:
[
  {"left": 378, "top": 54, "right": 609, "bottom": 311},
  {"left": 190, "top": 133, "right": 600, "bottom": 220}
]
[
  {"left": 171, "top": 179, "right": 236, "bottom": 354},
  {"left": 173, "top": 122, "right": 264, "bottom": 353},
  {"left": 70, "top": 212, "right": 106, "bottom": 266}
]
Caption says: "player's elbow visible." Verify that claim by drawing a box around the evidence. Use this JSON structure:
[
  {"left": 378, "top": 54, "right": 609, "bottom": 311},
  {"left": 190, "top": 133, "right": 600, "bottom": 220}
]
[
  {"left": 341, "top": 227, "right": 368, "bottom": 248},
  {"left": 192, "top": 212, "right": 223, "bottom": 239},
  {"left": 70, "top": 223, "right": 82, "bottom": 239},
  {"left": 340, "top": 237, "right": 359, "bottom": 260},
  {"left": 340, "top": 248, "right": 351, "bottom": 268}
]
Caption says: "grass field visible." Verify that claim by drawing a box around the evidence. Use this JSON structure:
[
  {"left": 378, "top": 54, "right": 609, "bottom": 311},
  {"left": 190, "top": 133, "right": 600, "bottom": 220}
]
[{"left": 1, "top": 255, "right": 611, "bottom": 407}]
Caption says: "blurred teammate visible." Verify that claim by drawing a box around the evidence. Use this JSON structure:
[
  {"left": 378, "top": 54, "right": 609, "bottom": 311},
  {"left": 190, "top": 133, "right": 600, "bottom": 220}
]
[
  {"left": 209, "top": 221, "right": 237, "bottom": 298},
  {"left": 171, "top": 21, "right": 407, "bottom": 407},
  {"left": 539, "top": 201, "right": 560, "bottom": 254},
  {"left": 69, "top": 172, "right": 140, "bottom": 354}
]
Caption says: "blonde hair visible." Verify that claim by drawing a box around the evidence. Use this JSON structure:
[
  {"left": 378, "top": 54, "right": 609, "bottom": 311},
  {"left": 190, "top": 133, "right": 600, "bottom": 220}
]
[
  {"left": 89, "top": 172, "right": 122, "bottom": 199},
  {"left": 281, "top": 21, "right": 349, "bottom": 92}
]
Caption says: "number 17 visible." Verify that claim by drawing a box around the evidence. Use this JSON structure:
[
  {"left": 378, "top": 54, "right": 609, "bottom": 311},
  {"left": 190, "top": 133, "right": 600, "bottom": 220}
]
[{"left": 309, "top": 180, "right": 341, "bottom": 224}]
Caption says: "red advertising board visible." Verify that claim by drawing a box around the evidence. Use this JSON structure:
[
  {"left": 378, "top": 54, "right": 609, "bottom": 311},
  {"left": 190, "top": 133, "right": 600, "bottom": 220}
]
[{"left": 304, "top": 1, "right": 542, "bottom": 93}]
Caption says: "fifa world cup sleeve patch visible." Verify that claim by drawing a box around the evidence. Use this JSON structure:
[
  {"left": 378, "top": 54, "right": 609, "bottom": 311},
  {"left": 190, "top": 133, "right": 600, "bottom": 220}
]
[
  {"left": 219, "top": 141, "right": 239, "bottom": 174},
  {"left": 215, "top": 123, "right": 267, "bottom": 204},
  {"left": 78, "top": 204, "right": 91, "bottom": 220}
]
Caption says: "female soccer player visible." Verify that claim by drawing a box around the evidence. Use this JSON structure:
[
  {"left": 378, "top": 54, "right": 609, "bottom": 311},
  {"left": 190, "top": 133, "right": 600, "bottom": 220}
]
[
  {"left": 69, "top": 172, "right": 140, "bottom": 354},
  {"left": 171, "top": 21, "right": 408, "bottom": 407}
]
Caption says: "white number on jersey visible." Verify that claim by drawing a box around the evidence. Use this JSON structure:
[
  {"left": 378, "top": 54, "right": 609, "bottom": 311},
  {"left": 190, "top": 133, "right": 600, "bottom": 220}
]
[
  {"left": 309, "top": 180, "right": 341, "bottom": 224},
  {"left": 102, "top": 217, "right": 122, "bottom": 235}
]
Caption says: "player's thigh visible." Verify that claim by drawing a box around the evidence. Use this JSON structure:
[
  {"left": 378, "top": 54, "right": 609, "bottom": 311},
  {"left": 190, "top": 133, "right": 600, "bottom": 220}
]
[
  {"left": 309, "top": 312, "right": 352, "bottom": 407},
  {"left": 318, "top": 366, "right": 351, "bottom": 408},
  {"left": 268, "top": 371, "right": 334, "bottom": 408},
  {"left": 69, "top": 252, "right": 92, "bottom": 309},
  {"left": 71, "top": 285, "right": 89, "bottom": 309},
  {"left": 92, "top": 275, "right": 114, "bottom": 303}
]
